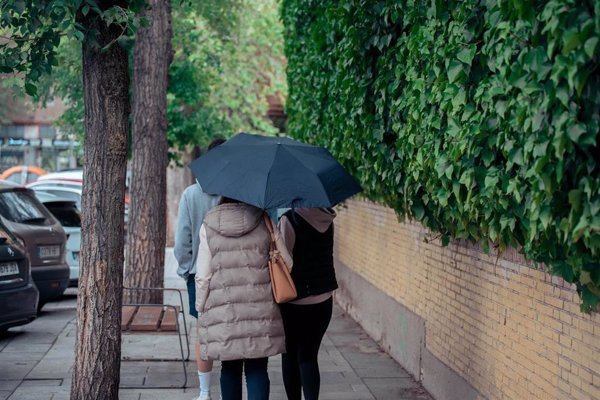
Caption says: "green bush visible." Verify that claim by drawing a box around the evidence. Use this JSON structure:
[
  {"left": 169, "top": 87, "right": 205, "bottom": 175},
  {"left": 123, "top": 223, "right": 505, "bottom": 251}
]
[{"left": 281, "top": 0, "right": 600, "bottom": 311}]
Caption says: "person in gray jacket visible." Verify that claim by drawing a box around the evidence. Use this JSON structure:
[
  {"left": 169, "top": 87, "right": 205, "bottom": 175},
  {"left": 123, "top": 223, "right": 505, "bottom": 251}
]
[
  {"left": 174, "top": 138, "right": 225, "bottom": 400},
  {"left": 195, "top": 198, "right": 292, "bottom": 400}
]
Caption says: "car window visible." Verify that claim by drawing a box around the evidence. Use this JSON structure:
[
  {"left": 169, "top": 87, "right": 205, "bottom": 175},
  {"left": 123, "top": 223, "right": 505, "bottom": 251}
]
[
  {"left": 5, "top": 174, "right": 20, "bottom": 184},
  {"left": 0, "top": 191, "right": 48, "bottom": 224},
  {"left": 0, "top": 222, "right": 17, "bottom": 244},
  {"left": 44, "top": 190, "right": 82, "bottom": 209},
  {"left": 26, "top": 172, "right": 39, "bottom": 183},
  {"left": 44, "top": 204, "right": 81, "bottom": 228}
]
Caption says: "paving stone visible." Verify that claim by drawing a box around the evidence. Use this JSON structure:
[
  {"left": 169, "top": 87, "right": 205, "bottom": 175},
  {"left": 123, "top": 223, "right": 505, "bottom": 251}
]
[
  {"left": 1, "top": 344, "right": 53, "bottom": 353},
  {"left": 354, "top": 367, "right": 411, "bottom": 378},
  {"left": 117, "top": 390, "right": 141, "bottom": 400},
  {"left": 26, "top": 358, "right": 73, "bottom": 380},
  {"left": 130, "top": 388, "right": 199, "bottom": 399},
  {"left": 0, "top": 353, "right": 46, "bottom": 363},
  {"left": 0, "top": 382, "right": 19, "bottom": 392},
  {"left": 0, "top": 360, "right": 37, "bottom": 380},
  {"left": 19, "top": 379, "right": 63, "bottom": 387},
  {"left": 363, "top": 377, "right": 425, "bottom": 400},
  {"left": 7, "top": 384, "right": 68, "bottom": 400}
]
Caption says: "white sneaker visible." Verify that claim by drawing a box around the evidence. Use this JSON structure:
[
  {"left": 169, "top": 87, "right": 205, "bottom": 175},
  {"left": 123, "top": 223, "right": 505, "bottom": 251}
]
[{"left": 196, "top": 394, "right": 211, "bottom": 400}]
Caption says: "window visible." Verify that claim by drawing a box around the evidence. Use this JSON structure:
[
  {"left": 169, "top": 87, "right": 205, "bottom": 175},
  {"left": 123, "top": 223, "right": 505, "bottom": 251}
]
[
  {"left": 44, "top": 190, "right": 81, "bottom": 209},
  {"left": 0, "top": 125, "right": 25, "bottom": 138},
  {"left": 0, "top": 191, "right": 49, "bottom": 224},
  {"left": 43, "top": 203, "right": 81, "bottom": 228},
  {"left": 39, "top": 125, "right": 57, "bottom": 139},
  {"left": 0, "top": 221, "right": 17, "bottom": 244}
]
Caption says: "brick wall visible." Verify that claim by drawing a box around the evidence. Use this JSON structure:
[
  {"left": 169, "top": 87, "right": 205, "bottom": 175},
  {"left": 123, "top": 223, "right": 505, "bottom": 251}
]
[{"left": 335, "top": 199, "right": 600, "bottom": 400}]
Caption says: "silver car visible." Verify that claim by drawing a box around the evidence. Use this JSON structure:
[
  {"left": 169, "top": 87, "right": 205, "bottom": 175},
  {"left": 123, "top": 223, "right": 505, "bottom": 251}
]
[{"left": 33, "top": 192, "right": 81, "bottom": 286}]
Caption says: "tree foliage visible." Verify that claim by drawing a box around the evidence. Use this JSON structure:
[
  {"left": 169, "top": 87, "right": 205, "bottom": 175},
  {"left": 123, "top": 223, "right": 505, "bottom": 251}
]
[
  {"left": 35, "top": 0, "right": 286, "bottom": 153},
  {"left": 282, "top": 0, "right": 600, "bottom": 311},
  {"left": 0, "top": 1, "right": 143, "bottom": 95}
]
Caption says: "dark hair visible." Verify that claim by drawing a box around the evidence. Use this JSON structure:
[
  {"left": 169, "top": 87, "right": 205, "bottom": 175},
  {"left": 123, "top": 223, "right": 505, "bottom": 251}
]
[
  {"left": 219, "top": 196, "right": 240, "bottom": 204},
  {"left": 208, "top": 137, "right": 226, "bottom": 151}
]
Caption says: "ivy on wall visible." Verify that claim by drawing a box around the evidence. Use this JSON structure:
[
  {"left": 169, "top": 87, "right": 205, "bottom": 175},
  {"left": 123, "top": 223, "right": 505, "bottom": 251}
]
[{"left": 281, "top": 0, "right": 600, "bottom": 311}]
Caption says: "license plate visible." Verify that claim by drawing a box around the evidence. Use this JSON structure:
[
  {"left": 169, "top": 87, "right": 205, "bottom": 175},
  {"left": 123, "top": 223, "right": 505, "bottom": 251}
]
[
  {"left": 0, "top": 262, "right": 19, "bottom": 277},
  {"left": 38, "top": 245, "right": 60, "bottom": 259}
]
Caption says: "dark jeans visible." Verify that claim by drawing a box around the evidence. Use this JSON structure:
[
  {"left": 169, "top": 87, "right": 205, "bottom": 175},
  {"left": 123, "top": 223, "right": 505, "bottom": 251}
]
[
  {"left": 220, "top": 358, "right": 270, "bottom": 400},
  {"left": 280, "top": 297, "right": 333, "bottom": 400},
  {"left": 186, "top": 274, "right": 197, "bottom": 318}
]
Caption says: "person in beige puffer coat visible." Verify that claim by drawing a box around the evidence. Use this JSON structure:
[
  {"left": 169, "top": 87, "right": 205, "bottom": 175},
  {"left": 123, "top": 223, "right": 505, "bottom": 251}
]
[{"left": 195, "top": 198, "right": 292, "bottom": 400}]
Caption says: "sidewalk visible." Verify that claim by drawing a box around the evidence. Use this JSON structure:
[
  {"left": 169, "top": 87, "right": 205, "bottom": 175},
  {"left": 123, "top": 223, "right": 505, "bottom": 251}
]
[{"left": 0, "top": 250, "right": 432, "bottom": 400}]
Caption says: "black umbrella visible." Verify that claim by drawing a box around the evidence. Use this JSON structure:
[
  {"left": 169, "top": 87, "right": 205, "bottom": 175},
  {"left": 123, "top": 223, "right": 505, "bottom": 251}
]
[{"left": 189, "top": 133, "right": 362, "bottom": 209}]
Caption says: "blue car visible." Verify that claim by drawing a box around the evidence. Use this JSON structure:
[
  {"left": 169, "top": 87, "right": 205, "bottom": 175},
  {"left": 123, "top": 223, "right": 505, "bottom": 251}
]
[{"left": 0, "top": 219, "right": 39, "bottom": 332}]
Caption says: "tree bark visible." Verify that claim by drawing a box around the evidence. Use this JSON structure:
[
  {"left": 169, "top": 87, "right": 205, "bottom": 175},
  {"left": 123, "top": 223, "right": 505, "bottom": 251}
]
[
  {"left": 70, "top": 2, "right": 130, "bottom": 399},
  {"left": 124, "top": 0, "right": 172, "bottom": 304}
]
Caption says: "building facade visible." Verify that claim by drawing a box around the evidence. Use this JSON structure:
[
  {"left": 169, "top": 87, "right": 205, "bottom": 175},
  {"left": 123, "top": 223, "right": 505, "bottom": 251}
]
[{"left": 0, "top": 97, "right": 79, "bottom": 173}]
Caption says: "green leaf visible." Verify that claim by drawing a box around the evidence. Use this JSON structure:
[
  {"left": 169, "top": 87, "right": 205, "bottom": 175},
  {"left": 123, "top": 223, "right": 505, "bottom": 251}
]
[
  {"left": 509, "top": 148, "right": 524, "bottom": 166},
  {"left": 569, "top": 190, "right": 582, "bottom": 211},
  {"left": 584, "top": 37, "right": 598, "bottom": 58},
  {"left": 441, "top": 235, "right": 450, "bottom": 247},
  {"left": 581, "top": 270, "right": 592, "bottom": 285},
  {"left": 551, "top": 262, "right": 575, "bottom": 283},
  {"left": 581, "top": 286, "right": 599, "bottom": 310},
  {"left": 555, "top": 85, "right": 570, "bottom": 107},
  {"left": 447, "top": 60, "right": 464, "bottom": 83},
  {"left": 412, "top": 203, "right": 425, "bottom": 220},
  {"left": 540, "top": 207, "right": 552, "bottom": 229},
  {"left": 456, "top": 45, "right": 476, "bottom": 65},
  {"left": 484, "top": 174, "right": 499, "bottom": 189},
  {"left": 562, "top": 30, "right": 582, "bottom": 55},
  {"left": 532, "top": 109, "right": 545, "bottom": 132},
  {"left": 567, "top": 124, "right": 586, "bottom": 143},
  {"left": 24, "top": 82, "right": 37, "bottom": 96}
]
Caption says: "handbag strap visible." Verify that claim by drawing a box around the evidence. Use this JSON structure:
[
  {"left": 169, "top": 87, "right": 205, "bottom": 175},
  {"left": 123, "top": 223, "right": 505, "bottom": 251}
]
[{"left": 263, "top": 213, "right": 277, "bottom": 251}]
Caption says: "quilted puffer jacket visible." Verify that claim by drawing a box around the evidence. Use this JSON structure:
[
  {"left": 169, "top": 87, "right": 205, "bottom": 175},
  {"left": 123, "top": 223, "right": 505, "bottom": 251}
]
[{"left": 196, "top": 202, "right": 287, "bottom": 361}]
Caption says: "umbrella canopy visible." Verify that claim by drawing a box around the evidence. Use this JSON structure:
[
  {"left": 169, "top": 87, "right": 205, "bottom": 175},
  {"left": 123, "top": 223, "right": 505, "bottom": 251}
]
[{"left": 189, "top": 133, "right": 362, "bottom": 209}]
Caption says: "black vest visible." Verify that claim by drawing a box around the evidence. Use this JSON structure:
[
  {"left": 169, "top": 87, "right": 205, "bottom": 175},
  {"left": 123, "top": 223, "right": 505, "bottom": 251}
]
[{"left": 284, "top": 210, "right": 338, "bottom": 299}]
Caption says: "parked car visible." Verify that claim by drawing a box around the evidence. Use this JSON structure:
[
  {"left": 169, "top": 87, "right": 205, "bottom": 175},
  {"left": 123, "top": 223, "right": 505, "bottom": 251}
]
[
  {"left": 29, "top": 168, "right": 131, "bottom": 209},
  {"left": 0, "top": 180, "right": 19, "bottom": 188},
  {"left": 28, "top": 184, "right": 82, "bottom": 210},
  {"left": 28, "top": 179, "right": 129, "bottom": 232},
  {"left": 0, "top": 165, "right": 47, "bottom": 185},
  {"left": 0, "top": 219, "right": 39, "bottom": 332},
  {"left": 0, "top": 184, "right": 69, "bottom": 310},
  {"left": 34, "top": 192, "right": 81, "bottom": 287},
  {"left": 35, "top": 169, "right": 82, "bottom": 184},
  {"left": 35, "top": 190, "right": 81, "bottom": 286}
]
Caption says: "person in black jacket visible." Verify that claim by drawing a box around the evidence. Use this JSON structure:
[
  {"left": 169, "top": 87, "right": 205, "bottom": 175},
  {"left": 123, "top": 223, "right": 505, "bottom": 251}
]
[{"left": 278, "top": 207, "right": 338, "bottom": 400}]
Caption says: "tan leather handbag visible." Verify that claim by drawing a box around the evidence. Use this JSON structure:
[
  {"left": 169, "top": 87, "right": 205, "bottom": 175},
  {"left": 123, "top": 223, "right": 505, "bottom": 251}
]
[{"left": 263, "top": 214, "right": 297, "bottom": 303}]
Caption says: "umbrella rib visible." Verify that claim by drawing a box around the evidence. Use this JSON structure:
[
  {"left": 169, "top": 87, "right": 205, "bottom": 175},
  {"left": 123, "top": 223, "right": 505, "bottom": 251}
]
[{"left": 262, "top": 144, "right": 281, "bottom": 209}]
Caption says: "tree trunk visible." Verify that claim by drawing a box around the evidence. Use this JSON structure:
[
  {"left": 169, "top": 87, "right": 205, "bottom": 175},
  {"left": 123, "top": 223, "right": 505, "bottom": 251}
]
[
  {"left": 124, "top": 0, "right": 172, "bottom": 304},
  {"left": 70, "top": 2, "right": 130, "bottom": 399}
]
